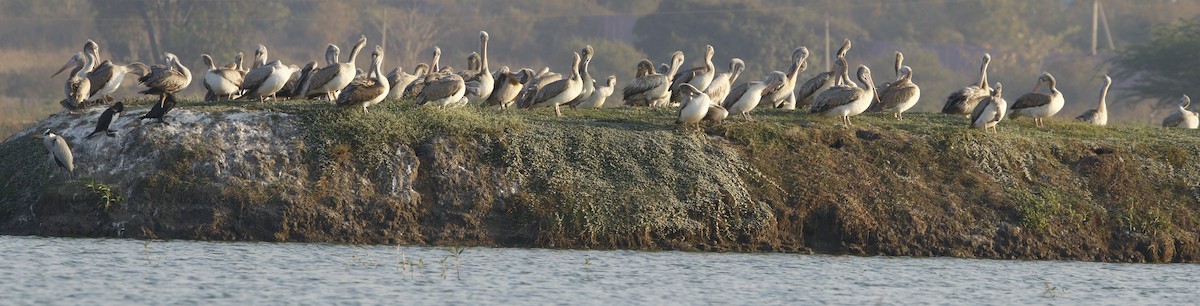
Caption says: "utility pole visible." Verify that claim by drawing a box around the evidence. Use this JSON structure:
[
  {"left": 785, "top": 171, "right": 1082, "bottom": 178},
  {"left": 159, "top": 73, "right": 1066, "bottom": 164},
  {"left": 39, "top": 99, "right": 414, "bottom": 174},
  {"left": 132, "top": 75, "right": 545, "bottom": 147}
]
[
  {"left": 824, "top": 19, "right": 830, "bottom": 71},
  {"left": 382, "top": 8, "right": 389, "bottom": 54},
  {"left": 1091, "top": 0, "right": 1099, "bottom": 55},
  {"left": 1099, "top": 0, "right": 1115, "bottom": 51}
]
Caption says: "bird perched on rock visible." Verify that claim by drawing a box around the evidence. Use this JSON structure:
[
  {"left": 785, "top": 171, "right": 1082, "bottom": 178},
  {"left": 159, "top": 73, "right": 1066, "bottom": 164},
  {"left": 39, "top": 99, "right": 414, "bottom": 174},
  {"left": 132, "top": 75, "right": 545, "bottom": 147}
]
[
  {"left": 86, "top": 102, "right": 124, "bottom": 139},
  {"left": 34, "top": 130, "right": 74, "bottom": 177}
]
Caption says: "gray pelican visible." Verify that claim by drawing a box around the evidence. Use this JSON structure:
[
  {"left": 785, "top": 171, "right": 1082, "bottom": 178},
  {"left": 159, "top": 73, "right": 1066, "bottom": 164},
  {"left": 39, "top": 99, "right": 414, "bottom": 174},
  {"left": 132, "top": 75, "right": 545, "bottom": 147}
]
[
  {"left": 337, "top": 45, "right": 389, "bottom": 113},
  {"left": 810, "top": 63, "right": 877, "bottom": 126},
  {"left": 1161, "top": 95, "right": 1198, "bottom": 129},
  {"left": 285, "top": 61, "right": 319, "bottom": 99},
  {"left": 33, "top": 130, "right": 74, "bottom": 177},
  {"left": 487, "top": 67, "right": 530, "bottom": 109},
  {"left": 578, "top": 75, "right": 616, "bottom": 108},
  {"left": 416, "top": 74, "right": 465, "bottom": 108},
  {"left": 466, "top": 31, "right": 495, "bottom": 105},
  {"left": 201, "top": 54, "right": 243, "bottom": 101},
  {"left": 80, "top": 40, "right": 147, "bottom": 103},
  {"left": 676, "top": 84, "right": 712, "bottom": 130},
  {"left": 872, "top": 66, "right": 921, "bottom": 119},
  {"left": 796, "top": 40, "right": 852, "bottom": 109},
  {"left": 763, "top": 47, "right": 810, "bottom": 109},
  {"left": 943, "top": 53, "right": 992, "bottom": 115},
  {"left": 970, "top": 82, "right": 1007, "bottom": 132},
  {"left": 1008, "top": 72, "right": 1065, "bottom": 128},
  {"left": 567, "top": 45, "right": 595, "bottom": 107},
  {"left": 240, "top": 45, "right": 298, "bottom": 101},
  {"left": 304, "top": 35, "right": 367, "bottom": 100},
  {"left": 1074, "top": 75, "right": 1111, "bottom": 126},
  {"left": 705, "top": 58, "right": 745, "bottom": 104},
  {"left": 387, "top": 63, "right": 428, "bottom": 100},
  {"left": 724, "top": 71, "right": 786, "bottom": 121},
  {"left": 403, "top": 47, "right": 443, "bottom": 99},
  {"left": 623, "top": 51, "right": 685, "bottom": 107},
  {"left": 670, "top": 45, "right": 716, "bottom": 105},
  {"left": 458, "top": 52, "right": 480, "bottom": 79},
  {"left": 527, "top": 52, "right": 584, "bottom": 117},
  {"left": 53, "top": 52, "right": 93, "bottom": 110},
  {"left": 137, "top": 52, "right": 192, "bottom": 107}
]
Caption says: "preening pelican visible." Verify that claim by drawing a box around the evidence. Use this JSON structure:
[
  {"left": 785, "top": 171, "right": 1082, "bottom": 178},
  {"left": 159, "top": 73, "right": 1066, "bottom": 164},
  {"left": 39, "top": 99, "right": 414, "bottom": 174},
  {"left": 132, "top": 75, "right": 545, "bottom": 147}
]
[
  {"left": 763, "top": 47, "right": 810, "bottom": 109},
  {"left": 1162, "top": 95, "right": 1198, "bottom": 129},
  {"left": 943, "top": 53, "right": 991, "bottom": 116},
  {"left": 304, "top": 35, "right": 367, "bottom": 100},
  {"left": 724, "top": 71, "right": 786, "bottom": 121},
  {"left": 1074, "top": 75, "right": 1111, "bottom": 126},
  {"left": 577, "top": 75, "right": 616, "bottom": 108},
  {"left": 705, "top": 58, "right": 745, "bottom": 104},
  {"left": 796, "top": 40, "right": 853, "bottom": 109},
  {"left": 337, "top": 45, "right": 389, "bottom": 113},
  {"left": 201, "top": 54, "right": 243, "bottom": 101},
  {"left": 810, "top": 61, "right": 877, "bottom": 126},
  {"left": 623, "top": 51, "right": 684, "bottom": 107},
  {"left": 970, "top": 82, "right": 1007, "bottom": 132},
  {"left": 137, "top": 52, "right": 191, "bottom": 107},
  {"left": 872, "top": 65, "right": 920, "bottom": 120}
]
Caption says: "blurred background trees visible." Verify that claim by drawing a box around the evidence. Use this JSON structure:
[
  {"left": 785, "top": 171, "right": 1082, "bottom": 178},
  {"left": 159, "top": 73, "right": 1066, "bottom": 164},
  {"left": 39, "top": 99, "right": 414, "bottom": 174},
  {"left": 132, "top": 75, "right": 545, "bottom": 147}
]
[{"left": 2, "top": 0, "right": 1199, "bottom": 137}]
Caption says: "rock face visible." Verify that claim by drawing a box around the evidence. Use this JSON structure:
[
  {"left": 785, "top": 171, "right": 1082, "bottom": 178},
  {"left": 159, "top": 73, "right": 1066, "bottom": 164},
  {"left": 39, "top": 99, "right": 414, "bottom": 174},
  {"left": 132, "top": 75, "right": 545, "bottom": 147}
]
[{"left": 4, "top": 103, "right": 1200, "bottom": 263}]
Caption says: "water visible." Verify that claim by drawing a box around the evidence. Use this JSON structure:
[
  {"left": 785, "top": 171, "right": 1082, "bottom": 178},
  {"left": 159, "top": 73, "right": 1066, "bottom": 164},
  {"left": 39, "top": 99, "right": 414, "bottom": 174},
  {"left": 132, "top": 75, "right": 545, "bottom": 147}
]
[{"left": 1, "top": 236, "right": 1197, "bottom": 305}]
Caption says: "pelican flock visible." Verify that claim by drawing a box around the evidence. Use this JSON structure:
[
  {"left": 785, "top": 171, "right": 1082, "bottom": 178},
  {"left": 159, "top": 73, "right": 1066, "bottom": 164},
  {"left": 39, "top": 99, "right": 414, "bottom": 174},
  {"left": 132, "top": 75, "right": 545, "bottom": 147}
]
[{"left": 36, "top": 27, "right": 1189, "bottom": 179}]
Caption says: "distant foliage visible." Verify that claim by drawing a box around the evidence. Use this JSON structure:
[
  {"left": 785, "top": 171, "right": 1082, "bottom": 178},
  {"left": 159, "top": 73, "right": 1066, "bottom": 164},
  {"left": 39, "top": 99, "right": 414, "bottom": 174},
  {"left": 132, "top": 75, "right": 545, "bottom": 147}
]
[{"left": 1113, "top": 18, "right": 1200, "bottom": 104}]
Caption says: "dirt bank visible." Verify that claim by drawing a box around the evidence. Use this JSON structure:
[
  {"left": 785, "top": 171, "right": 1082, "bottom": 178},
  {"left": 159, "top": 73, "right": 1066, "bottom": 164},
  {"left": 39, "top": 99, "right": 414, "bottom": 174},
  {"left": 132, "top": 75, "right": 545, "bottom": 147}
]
[{"left": 2, "top": 99, "right": 1198, "bottom": 263}]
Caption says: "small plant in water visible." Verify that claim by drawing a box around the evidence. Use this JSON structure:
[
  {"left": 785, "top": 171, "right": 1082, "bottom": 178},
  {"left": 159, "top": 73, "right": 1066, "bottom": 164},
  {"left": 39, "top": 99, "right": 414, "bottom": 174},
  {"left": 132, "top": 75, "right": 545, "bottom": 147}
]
[
  {"left": 86, "top": 180, "right": 122, "bottom": 212},
  {"left": 1042, "top": 282, "right": 1064, "bottom": 298}
]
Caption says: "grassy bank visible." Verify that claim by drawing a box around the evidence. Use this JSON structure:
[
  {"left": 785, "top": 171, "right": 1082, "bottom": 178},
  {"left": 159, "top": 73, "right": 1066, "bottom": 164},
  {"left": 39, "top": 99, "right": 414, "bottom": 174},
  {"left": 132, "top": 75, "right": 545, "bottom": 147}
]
[{"left": 2, "top": 97, "right": 1199, "bottom": 262}]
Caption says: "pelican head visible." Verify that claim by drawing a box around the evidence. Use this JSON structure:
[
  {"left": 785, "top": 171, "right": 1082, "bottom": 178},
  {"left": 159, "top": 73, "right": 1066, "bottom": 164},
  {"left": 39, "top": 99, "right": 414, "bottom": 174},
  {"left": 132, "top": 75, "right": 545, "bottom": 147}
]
[
  {"left": 325, "top": 44, "right": 340, "bottom": 65},
  {"left": 1180, "top": 95, "right": 1192, "bottom": 109},
  {"left": 255, "top": 44, "right": 268, "bottom": 58},
  {"left": 606, "top": 75, "right": 616, "bottom": 86},
  {"left": 992, "top": 82, "right": 1003, "bottom": 97},
  {"left": 373, "top": 44, "right": 385, "bottom": 57},
  {"left": 899, "top": 66, "right": 913, "bottom": 81},
  {"left": 201, "top": 54, "right": 215, "bottom": 69},
  {"left": 767, "top": 71, "right": 788, "bottom": 89},
  {"left": 636, "top": 59, "right": 653, "bottom": 77},
  {"left": 678, "top": 83, "right": 702, "bottom": 98},
  {"left": 982, "top": 53, "right": 992, "bottom": 64},
  {"left": 704, "top": 44, "right": 715, "bottom": 59},
  {"left": 581, "top": 45, "right": 594, "bottom": 62},
  {"left": 894, "top": 51, "right": 905, "bottom": 75},
  {"left": 480, "top": 30, "right": 489, "bottom": 41},
  {"left": 837, "top": 39, "right": 852, "bottom": 58},
  {"left": 52, "top": 52, "right": 85, "bottom": 78},
  {"left": 233, "top": 52, "right": 245, "bottom": 69},
  {"left": 793, "top": 47, "right": 810, "bottom": 62},
  {"left": 466, "top": 52, "right": 480, "bottom": 70}
]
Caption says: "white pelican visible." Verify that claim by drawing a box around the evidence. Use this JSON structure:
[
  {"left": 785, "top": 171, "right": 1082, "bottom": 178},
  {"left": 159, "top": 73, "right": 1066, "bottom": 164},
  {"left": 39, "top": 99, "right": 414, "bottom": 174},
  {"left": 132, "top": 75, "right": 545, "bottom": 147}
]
[
  {"left": 1074, "top": 75, "right": 1111, "bottom": 126},
  {"left": 527, "top": 52, "right": 584, "bottom": 117},
  {"left": 304, "top": 35, "right": 367, "bottom": 100},
  {"left": 796, "top": 40, "right": 852, "bottom": 109},
  {"left": 763, "top": 47, "right": 810, "bottom": 109},
  {"left": 623, "top": 51, "right": 685, "bottom": 107},
  {"left": 670, "top": 45, "right": 716, "bottom": 105},
  {"left": 487, "top": 67, "right": 530, "bottom": 109},
  {"left": 387, "top": 63, "right": 428, "bottom": 100},
  {"left": 337, "top": 45, "right": 389, "bottom": 113},
  {"left": 52, "top": 52, "right": 93, "bottom": 110},
  {"left": 943, "top": 53, "right": 991, "bottom": 115},
  {"left": 201, "top": 54, "right": 243, "bottom": 101},
  {"left": 578, "top": 75, "right": 616, "bottom": 108},
  {"left": 567, "top": 45, "right": 595, "bottom": 107},
  {"left": 79, "top": 40, "right": 147, "bottom": 103},
  {"left": 1162, "top": 95, "right": 1198, "bottom": 129},
  {"left": 810, "top": 62, "right": 877, "bottom": 126},
  {"left": 466, "top": 31, "right": 495, "bottom": 105},
  {"left": 705, "top": 58, "right": 745, "bottom": 104},
  {"left": 1008, "top": 72, "right": 1065, "bottom": 128},
  {"left": 872, "top": 66, "right": 921, "bottom": 120},
  {"left": 970, "top": 82, "right": 1007, "bottom": 132},
  {"left": 137, "top": 52, "right": 191, "bottom": 107},
  {"left": 724, "top": 71, "right": 786, "bottom": 121},
  {"left": 676, "top": 83, "right": 711, "bottom": 130}
]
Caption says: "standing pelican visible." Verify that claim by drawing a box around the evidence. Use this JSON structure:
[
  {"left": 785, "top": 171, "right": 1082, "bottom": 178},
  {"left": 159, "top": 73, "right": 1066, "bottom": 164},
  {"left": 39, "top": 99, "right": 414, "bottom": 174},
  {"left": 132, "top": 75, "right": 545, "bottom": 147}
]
[
  {"left": 705, "top": 58, "right": 745, "bottom": 104},
  {"left": 676, "top": 84, "right": 712, "bottom": 130},
  {"left": 466, "top": 31, "right": 495, "bottom": 105},
  {"left": 810, "top": 63, "right": 877, "bottom": 126},
  {"left": 201, "top": 54, "right": 243, "bottom": 101},
  {"left": 970, "top": 83, "right": 1007, "bottom": 132},
  {"left": 337, "top": 45, "right": 389, "bottom": 113},
  {"left": 387, "top": 63, "right": 428, "bottom": 100},
  {"left": 670, "top": 45, "right": 717, "bottom": 105},
  {"left": 578, "top": 75, "right": 616, "bottom": 108},
  {"left": 304, "top": 35, "right": 367, "bottom": 100},
  {"left": 404, "top": 47, "right": 443, "bottom": 98},
  {"left": 724, "top": 71, "right": 786, "bottom": 121},
  {"left": 763, "top": 47, "right": 810, "bottom": 109},
  {"left": 567, "top": 45, "right": 595, "bottom": 107},
  {"left": 1075, "top": 75, "right": 1111, "bottom": 126},
  {"left": 1008, "top": 72, "right": 1065, "bottom": 128},
  {"left": 623, "top": 51, "right": 685, "bottom": 107},
  {"left": 943, "top": 53, "right": 992, "bottom": 115},
  {"left": 527, "top": 52, "right": 584, "bottom": 117},
  {"left": 240, "top": 45, "right": 298, "bottom": 101},
  {"left": 80, "top": 40, "right": 147, "bottom": 103},
  {"left": 796, "top": 40, "right": 853, "bottom": 109},
  {"left": 34, "top": 130, "right": 74, "bottom": 177},
  {"left": 137, "top": 52, "right": 192, "bottom": 107},
  {"left": 52, "top": 52, "right": 93, "bottom": 110},
  {"left": 1162, "top": 95, "right": 1198, "bottom": 129},
  {"left": 872, "top": 66, "right": 921, "bottom": 119},
  {"left": 487, "top": 67, "right": 529, "bottom": 109}
]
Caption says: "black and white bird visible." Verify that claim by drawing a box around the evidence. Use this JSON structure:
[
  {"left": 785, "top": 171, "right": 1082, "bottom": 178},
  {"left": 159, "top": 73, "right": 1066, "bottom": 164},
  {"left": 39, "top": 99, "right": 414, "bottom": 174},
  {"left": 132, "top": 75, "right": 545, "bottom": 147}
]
[
  {"left": 86, "top": 102, "right": 124, "bottom": 139},
  {"left": 139, "top": 92, "right": 178, "bottom": 125},
  {"left": 34, "top": 130, "right": 74, "bottom": 177}
]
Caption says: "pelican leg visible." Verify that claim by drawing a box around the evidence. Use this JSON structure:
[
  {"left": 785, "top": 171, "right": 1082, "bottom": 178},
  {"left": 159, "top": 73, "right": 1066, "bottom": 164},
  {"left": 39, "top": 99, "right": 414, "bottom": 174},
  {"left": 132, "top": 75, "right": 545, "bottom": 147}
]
[
  {"left": 554, "top": 104, "right": 563, "bottom": 117},
  {"left": 157, "top": 93, "right": 167, "bottom": 108},
  {"left": 743, "top": 112, "right": 753, "bottom": 122}
]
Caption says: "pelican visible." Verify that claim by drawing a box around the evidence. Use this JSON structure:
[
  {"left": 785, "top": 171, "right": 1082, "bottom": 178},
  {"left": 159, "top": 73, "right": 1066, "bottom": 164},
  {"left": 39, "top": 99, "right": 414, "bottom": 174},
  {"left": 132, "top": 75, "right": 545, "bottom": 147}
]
[
  {"left": 1008, "top": 72, "right": 1065, "bottom": 128},
  {"left": 705, "top": 58, "right": 745, "bottom": 104},
  {"left": 724, "top": 71, "right": 786, "bottom": 121},
  {"left": 796, "top": 40, "right": 853, "bottom": 109},
  {"left": 943, "top": 53, "right": 992, "bottom": 116},
  {"left": 52, "top": 52, "right": 93, "bottom": 110},
  {"left": 466, "top": 31, "right": 495, "bottom": 105},
  {"left": 304, "top": 35, "right": 367, "bottom": 100},
  {"left": 623, "top": 51, "right": 684, "bottom": 107},
  {"left": 337, "top": 45, "right": 389, "bottom": 113},
  {"left": 286, "top": 61, "right": 319, "bottom": 99},
  {"left": 872, "top": 66, "right": 921, "bottom": 119},
  {"left": 387, "top": 63, "right": 428, "bottom": 100},
  {"left": 670, "top": 45, "right": 716, "bottom": 105},
  {"left": 1162, "top": 95, "right": 1198, "bottom": 129},
  {"left": 526, "top": 52, "right": 584, "bottom": 117},
  {"left": 676, "top": 84, "right": 711, "bottom": 130},
  {"left": 33, "top": 130, "right": 74, "bottom": 177},
  {"left": 763, "top": 47, "right": 810, "bottom": 109},
  {"left": 458, "top": 52, "right": 480, "bottom": 79},
  {"left": 578, "top": 75, "right": 616, "bottom": 108},
  {"left": 567, "top": 45, "right": 595, "bottom": 107},
  {"left": 79, "top": 40, "right": 148, "bottom": 103},
  {"left": 970, "top": 83, "right": 1007, "bottom": 132},
  {"left": 810, "top": 62, "right": 877, "bottom": 126},
  {"left": 1074, "top": 75, "right": 1111, "bottom": 126},
  {"left": 487, "top": 67, "right": 530, "bottom": 109},
  {"left": 201, "top": 54, "right": 243, "bottom": 101},
  {"left": 239, "top": 46, "right": 298, "bottom": 101},
  {"left": 137, "top": 52, "right": 191, "bottom": 107},
  {"left": 403, "top": 47, "right": 442, "bottom": 98}
]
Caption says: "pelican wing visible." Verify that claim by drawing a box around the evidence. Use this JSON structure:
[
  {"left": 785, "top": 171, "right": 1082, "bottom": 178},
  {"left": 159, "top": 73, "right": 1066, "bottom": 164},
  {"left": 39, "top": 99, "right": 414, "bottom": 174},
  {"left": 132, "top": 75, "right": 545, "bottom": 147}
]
[
  {"left": 943, "top": 85, "right": 987, "bottom": 114},
  {"left": 218, "top": 68, "right": 243, "bottom": 87},
  {"left": 336, "top": 78, "right": 385, "bottom": 107},
  {"left": 1075, "top": 109, "right": 1100, "bottom": 122},
  {"left": 486, "top": 73, "right": 523, "bottom": 106},
  {"left": 1163, "top": 111, "right": 1185, "bottom": 128},
  {"left": 810, "top": 86, "right": 864, "bottom": 114},
  {"left": 305, "top": 64, "right": 343, "bottom": 95},
  {"left": 796, "top": 72, "right": 833, "bottom": 102},
  {"left": 969, "top": 98, "right": 992, "bottom": 127},
  {"left": 1010, "top": 92, "right": 1052, "bottom": 110},
  {"left": 721, "top": 82, "right": 750, "bottom": 109},
  {"left": 874, "top": 81, "right": 918, "bottom": 111},
  {"left": 240, "top": 65, "right": 274, "bottom": 93},
  {"left": 87, "top": 60, "right": 115, "bottom": 96},
  {"left": 416, "top": 75, "right": 465, "bottom": 105},
  {"left": 623, "top": 75, "right": 667, "bottom": 100},
  {"left": 532, "top": 79, "right": 569, "bottom": 106}
]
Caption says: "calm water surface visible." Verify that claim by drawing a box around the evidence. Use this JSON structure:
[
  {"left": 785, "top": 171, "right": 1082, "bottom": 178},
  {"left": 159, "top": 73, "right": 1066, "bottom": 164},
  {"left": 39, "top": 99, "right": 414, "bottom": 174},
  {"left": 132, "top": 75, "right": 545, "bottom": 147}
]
[{"left": 1, "top": 235, "right": 1197, "bottom": 305}]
